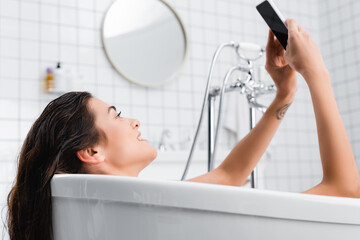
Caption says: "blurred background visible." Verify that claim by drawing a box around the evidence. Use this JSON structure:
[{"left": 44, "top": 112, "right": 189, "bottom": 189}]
[{"left": 1, "top": 0, "right": 360, "bottom": 238}]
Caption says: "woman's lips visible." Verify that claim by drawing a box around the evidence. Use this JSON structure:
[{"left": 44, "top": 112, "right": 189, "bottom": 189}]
[{"left": 137, "top": 132, "right": 147, "bottom": 141}]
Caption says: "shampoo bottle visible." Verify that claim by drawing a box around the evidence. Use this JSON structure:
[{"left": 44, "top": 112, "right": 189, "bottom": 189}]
[
  {"left": 54, "top": 62, "right": 67, "bottom": 92},
  {"left": 44, "top": 68, "right": 54, "bottom": 92}
]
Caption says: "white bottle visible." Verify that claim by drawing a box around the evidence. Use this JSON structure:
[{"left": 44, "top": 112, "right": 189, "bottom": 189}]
[{"left": 54, "top": 62, "right": 67, "bottom": 93}]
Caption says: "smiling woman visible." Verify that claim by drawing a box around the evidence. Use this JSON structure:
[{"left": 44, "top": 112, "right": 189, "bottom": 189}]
[
  {"left": 77, "top": 97, "right": 158, "bottom": 177},
  {"left": 6, "top": 18, "right": 360, "bottom": 240}
]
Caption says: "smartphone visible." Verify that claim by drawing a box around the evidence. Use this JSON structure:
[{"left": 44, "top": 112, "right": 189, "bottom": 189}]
[{"left": 256, "top": 0, "right": 288, "bottom": 49}]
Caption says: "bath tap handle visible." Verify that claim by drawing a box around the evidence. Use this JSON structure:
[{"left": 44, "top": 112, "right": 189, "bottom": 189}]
[{"left": 158, "top": 129, "right": 172, "bottom": 151}]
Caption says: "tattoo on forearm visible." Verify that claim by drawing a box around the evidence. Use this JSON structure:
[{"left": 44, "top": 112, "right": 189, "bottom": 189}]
[{"left": 275, "top": 103, "right": 292, "bottom": 120}]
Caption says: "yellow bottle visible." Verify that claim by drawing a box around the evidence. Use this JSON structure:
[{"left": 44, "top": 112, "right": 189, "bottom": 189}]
[{"left": 44, "top": 68, "right": 54, "bottom": 92}]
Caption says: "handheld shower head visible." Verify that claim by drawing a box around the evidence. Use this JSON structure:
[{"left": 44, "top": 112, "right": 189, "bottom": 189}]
[
  {"left": 239, "top": 42, "right": 263, "bottom": 52},
  {"left": 236, "top": 42, "right": 265, "bottom": 61}
]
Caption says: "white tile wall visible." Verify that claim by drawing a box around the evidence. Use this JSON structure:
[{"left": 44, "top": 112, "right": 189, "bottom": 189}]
[{"left": 0, "top": 0, "right": 359, "bottom": 238}]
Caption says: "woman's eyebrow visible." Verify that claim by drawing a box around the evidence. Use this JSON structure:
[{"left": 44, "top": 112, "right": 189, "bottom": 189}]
[{"left": 108, "top": 105, "right": 116, "bottom": 114}]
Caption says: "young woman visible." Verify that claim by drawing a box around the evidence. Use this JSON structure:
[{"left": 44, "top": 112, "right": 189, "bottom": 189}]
[{"left": 7, "top": 19, "right": 360, "bottom": 239}]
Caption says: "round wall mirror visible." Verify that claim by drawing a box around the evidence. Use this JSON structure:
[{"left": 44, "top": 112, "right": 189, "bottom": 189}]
[{"left": 102, "top": 0, "right": 188, "bottom": 87}]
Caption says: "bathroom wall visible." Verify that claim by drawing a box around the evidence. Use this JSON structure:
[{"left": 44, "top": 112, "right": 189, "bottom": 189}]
[
  {"left": 1, "top": 0, "right": 357, "bottom": 238},
  {"left": 318, "top": 0, "right": 360, "bottom": 173}
]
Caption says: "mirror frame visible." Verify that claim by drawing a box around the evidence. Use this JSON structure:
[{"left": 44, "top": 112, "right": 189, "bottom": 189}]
[{"left": 101, "top": 0, "right": 189, "bottom": 87}]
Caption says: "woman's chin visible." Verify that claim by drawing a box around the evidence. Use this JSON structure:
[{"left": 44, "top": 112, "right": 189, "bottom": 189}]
[{"left": 151, "top": 147, "right": 158, "bottom": 160}]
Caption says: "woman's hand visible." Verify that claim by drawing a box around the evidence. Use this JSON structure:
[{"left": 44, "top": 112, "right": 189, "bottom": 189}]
[
  {"left": 284, "top": 19, "right": 328, "bottom": 80},
  {"left": 265, "top": 29, "right": 297, "bottom": 100}
]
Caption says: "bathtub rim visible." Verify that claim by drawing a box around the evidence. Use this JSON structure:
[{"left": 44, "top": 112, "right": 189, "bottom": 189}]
[{"left": 51, "top": 174, "right": 360, "bottom": 225}]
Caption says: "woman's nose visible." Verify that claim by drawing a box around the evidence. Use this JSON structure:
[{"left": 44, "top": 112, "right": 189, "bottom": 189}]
[{"left": 130, "top": 119, "right": 140, "bottom": 129}]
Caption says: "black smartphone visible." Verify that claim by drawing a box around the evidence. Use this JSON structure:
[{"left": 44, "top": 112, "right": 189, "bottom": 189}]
[{"left": 256, "top": 0, "right": 288, "bottom": 49}]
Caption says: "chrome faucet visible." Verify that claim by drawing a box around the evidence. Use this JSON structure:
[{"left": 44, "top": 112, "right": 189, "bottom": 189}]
[
  {"left": 158, "top": 129, "right": 174, "bottom": 151},
  {"left": 181, "top": 41, "right": 276, "bottom": 189}
]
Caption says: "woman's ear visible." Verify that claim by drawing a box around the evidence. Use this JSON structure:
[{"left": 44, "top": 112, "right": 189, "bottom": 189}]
[{"left": 77, "top": 147, "right": 105, "bottom": 164}]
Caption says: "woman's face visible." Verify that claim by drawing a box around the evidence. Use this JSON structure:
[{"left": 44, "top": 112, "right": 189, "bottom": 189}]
[{"left": 87, "top": 97, "right": 157, "bottom": 176}]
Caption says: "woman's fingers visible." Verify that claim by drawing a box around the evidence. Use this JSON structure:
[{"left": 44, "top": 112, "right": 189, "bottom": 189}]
[
  {"left": 286, "top": 19, "right": 305, "bottom": 34},
  {"left": 285, "top": 19, "right": 299, "bottom": 35},
  {"left": 266, "top": 30, "right": 276, "bottom": 61},
  {"left": 267, "top": 30, "right": 283, "bottom": 52},
  {"left": 283, "top": 19, "right": 327, "bottom": 78},
  {"left": 267, "top": 29, "right": 275, "bottom": 47}
]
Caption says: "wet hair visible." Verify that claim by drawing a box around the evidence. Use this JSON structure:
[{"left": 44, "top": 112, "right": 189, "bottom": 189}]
[{"left": 6, "top": 91, "right": 102, "bottom": 240}]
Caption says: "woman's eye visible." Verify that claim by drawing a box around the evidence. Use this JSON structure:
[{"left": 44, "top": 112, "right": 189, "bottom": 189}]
[{"left": 116, "top": 111, "right": 122, "bottom": 118}]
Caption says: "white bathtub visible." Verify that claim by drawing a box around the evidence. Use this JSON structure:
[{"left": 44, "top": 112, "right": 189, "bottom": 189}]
[{"left": 51, "top": 174, "right": 360, "bottom": 240}]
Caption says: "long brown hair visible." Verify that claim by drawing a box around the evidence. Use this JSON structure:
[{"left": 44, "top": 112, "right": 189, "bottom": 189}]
[{"left": 7, "top": 92, "right": 102, "bottom": 240}]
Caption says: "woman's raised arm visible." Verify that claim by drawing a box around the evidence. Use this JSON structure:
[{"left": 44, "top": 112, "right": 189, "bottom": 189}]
[{"left": 284, "top": 19, "right": 360, "bottom": 198}]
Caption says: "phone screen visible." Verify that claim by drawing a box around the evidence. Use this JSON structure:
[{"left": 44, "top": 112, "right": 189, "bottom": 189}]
[{"left": 256, "top": 1, "right": 288, "bottom": 49}]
